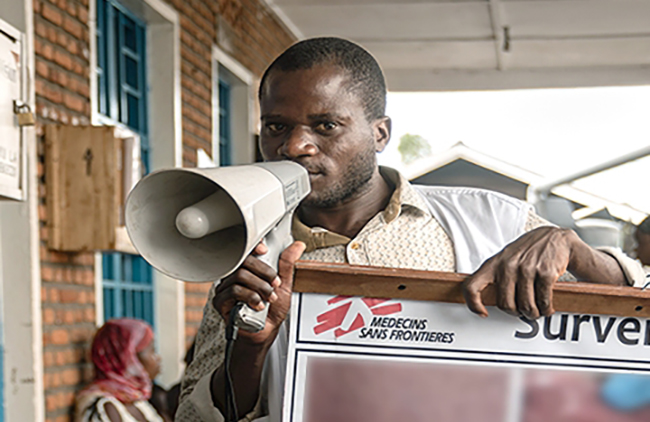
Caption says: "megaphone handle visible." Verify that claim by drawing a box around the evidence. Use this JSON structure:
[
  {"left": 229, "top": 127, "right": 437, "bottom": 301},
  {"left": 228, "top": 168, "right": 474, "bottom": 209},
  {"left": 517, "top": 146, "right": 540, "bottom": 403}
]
[{"left": 234, "top": 212, "right": 294, "bottom": 333}]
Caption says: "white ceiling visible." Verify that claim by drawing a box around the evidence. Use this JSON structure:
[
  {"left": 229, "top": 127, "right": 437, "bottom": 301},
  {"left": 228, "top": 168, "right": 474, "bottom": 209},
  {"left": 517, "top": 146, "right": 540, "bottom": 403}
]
[{"left": 267, "top": 0, "right": 650, "bottom": 91}]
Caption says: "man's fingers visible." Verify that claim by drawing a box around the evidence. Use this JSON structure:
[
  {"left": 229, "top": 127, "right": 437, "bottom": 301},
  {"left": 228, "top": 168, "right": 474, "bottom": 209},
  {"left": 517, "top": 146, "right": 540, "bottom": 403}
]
[
  {"left": 535, "top": 273, "right": 555, "bottom": 317},
  {"left": 213, "top": 286, "right": 265, "bottom": 320},
  {"left": 277, "top": 241, "right": 306, "bottom": 289},
  {"left": 516, "top": 267, "right": 540, "bottom": 320},
  {"left": 212, "top": 268, "right": 280, "bottom": 318},
  {"left": 236, "top": 268, "right": 276, "bottom": 301},
  {"left": 240, "top": 254, "right": 278, "bottom": 283},
  {"left": 462, "top": 263, "right": 492, "bottom": 317},
  {"left": 215, "top": 268, "right": 275, "bottom": 301},
  {"left": 495, "top": 261, "right": 518, "bottom": 316},
  {"left": 462, "top": 277, "right": 489, "bottom": 317},
  {"left": 253, "top": 242, "right": 268, "bottom": 256},
  {"left": 282, "top": 240, "right": 307, "bottom": 261},
  {"left": 212, "top": 290, "right": 256, "bottom": 320}
]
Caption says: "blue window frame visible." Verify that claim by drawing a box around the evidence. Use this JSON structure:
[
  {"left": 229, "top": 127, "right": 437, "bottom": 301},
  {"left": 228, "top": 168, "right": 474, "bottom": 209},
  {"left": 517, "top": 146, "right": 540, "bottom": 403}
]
[
  {"left": 102, "top": 254, "right": 154, "bottom": 326},
  {"left": 97, "top": 0, "right": 150, "bottom": 170},
  {"left": 97, "top": 0, "right": 153, "bottom": 325},
  {"left": 218, "top": 78, "right": 232, "bottom": 166}
]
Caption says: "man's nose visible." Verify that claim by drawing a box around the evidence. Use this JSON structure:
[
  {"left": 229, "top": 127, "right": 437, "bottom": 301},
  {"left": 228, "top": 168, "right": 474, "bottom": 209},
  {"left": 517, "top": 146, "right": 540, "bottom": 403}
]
[{"left": 279, "top": 126, "right": 318, "bottom": 158}]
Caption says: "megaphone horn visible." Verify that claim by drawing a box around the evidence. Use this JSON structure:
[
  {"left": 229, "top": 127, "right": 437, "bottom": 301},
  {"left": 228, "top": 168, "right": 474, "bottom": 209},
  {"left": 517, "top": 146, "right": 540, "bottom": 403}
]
[{"left": 125, "top": 161, "right": 310, "bottom": 331}]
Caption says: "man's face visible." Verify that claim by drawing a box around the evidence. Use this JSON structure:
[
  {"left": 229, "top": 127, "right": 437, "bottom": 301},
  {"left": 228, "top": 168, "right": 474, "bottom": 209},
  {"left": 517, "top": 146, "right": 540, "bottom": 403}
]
[
  {"left": 259, "top": 65, "right": 389, "bottom": 208},
  {"left": 635, "top": 230, "right": 650, "bottom": 266}
]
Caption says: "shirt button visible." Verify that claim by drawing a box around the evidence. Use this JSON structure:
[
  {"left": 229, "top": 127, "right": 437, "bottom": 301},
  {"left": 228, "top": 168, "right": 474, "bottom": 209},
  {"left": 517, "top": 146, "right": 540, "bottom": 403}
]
[{"left": 350, "top": 242, "right": 361, "bottom": 250}]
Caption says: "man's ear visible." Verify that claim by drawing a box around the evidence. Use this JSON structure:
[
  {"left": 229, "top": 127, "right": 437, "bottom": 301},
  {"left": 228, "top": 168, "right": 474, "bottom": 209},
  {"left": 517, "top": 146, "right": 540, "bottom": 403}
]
[{"left": 373, "top": 116, "right": 392, "bottom": 153}]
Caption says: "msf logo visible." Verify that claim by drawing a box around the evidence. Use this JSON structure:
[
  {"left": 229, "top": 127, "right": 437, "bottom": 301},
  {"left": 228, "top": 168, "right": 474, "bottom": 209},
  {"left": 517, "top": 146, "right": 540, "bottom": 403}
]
[{"left": 313, "top": 296, "right": 402, "bottom": 338}]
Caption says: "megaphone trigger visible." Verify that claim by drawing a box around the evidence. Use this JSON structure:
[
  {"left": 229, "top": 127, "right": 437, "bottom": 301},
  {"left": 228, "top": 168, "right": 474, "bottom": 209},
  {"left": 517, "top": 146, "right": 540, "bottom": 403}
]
[{"left": 233, "top": 210, "right": 295, "bottom": 332}]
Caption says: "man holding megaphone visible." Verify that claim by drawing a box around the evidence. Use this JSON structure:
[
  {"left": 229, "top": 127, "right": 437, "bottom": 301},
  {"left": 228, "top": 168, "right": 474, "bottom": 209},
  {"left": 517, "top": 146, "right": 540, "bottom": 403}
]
[{"left": 154, "top": 38, "right": 645, "bottom": 421}]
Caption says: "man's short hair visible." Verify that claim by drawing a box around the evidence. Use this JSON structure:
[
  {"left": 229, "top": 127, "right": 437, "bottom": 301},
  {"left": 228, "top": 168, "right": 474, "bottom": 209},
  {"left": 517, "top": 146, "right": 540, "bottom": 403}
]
[
  {"left": 259, "top": 37, "right": 387, "bottom": 121},
  {"left": 638, "top": 215, "right": 650, "bottom": 235}
]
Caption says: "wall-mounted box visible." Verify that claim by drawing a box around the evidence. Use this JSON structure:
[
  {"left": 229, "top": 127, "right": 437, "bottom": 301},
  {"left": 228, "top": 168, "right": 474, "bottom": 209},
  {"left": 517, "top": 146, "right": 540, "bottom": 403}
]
[
  {"left": 0, "top": 18, "right": 27, "bottom": 201},
  {"left": 45, "top": 125, "right": 141, "bottom": 253}
]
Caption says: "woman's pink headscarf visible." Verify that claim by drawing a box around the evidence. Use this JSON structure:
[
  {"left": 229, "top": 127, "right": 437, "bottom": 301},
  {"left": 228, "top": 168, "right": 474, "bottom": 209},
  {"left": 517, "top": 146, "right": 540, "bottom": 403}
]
[{"left": 79, "top": 318, "right": 154, "bottom": 403}]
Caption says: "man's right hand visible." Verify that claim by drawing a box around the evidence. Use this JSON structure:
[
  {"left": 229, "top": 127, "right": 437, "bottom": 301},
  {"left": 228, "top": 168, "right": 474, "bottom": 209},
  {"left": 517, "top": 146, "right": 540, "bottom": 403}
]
[
  {"left": 212, "top": 241, "right": 306, "bottom": 344},
  {"left": 210, "top": 241, "right": 305, "bottom": 418}
]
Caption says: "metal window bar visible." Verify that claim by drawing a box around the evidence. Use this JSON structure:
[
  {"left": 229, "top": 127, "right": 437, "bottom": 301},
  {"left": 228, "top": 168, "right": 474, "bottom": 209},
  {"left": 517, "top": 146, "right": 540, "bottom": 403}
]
[
  {"left": 99, "top": 0, "right": 153, "bottom": 326},
  {"left": 218, "top": 78, "right": 232, "bottom": 166},
  {"left": 103, "top": 253, "right": 154, "bottom": 326},
  {"left": 96, "top": 0, "right": 109, "bottom": 116}
]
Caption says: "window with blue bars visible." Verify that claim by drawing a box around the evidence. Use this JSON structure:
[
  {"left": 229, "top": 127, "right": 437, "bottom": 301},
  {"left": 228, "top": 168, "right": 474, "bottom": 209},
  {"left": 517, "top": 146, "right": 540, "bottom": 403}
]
[
  {"left": 97, "top": 0, "right": 154, "bottom": 326},
  {"left": 102, "top": 253, "right": 154, "bottom": 326},
  {"left": 218, "top": 77, "right": 232, "bottom": 166}
]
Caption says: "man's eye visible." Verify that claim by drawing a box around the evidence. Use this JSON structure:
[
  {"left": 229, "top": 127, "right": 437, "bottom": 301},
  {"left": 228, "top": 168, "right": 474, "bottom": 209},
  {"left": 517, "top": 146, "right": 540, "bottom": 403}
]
[
  {"left": 266, "top": 123, "right": 286, "bottom": 133},
  {"left": 316, "top": 121, "right": 337, "bottom": 132}
]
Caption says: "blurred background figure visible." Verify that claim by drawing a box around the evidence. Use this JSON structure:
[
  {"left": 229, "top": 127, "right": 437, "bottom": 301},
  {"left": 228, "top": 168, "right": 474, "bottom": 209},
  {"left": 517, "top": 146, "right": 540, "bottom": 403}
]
[
  {"left": 148, "top": 383, "right": 173, "bottom": 422},
  {"left": 597, "top": 216, "right": 650, "bottom": 414},
  {"left": 634, "top": 216, "right": 650, "bottom": 267},
  {"left": 167, "top": 340, "right": 195, "bottom": 419},
  {"left": 74, "top": 318, "right": 168, "bottom": 422}
]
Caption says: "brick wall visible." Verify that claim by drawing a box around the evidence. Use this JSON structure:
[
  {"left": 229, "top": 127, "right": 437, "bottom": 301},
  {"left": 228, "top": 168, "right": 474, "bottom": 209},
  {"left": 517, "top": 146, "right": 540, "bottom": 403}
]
[
  {"left": 34, "top": 0, "right": 96, "bottom": 420},
  {"left": 33, "top": 0, "right": 295, "bottom": 419}
]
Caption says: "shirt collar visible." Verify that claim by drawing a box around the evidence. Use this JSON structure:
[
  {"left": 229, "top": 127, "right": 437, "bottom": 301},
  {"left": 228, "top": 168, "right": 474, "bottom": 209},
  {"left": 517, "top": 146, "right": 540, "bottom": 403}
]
[
  {"left": 293, "top": 166, "right": 431, "bottom": 252},
  {"left": 292, "top": 214, "right": 351, "bottom": 252},
  {"left": 378, "top": 166, "right": 430, "bottom": 223}
]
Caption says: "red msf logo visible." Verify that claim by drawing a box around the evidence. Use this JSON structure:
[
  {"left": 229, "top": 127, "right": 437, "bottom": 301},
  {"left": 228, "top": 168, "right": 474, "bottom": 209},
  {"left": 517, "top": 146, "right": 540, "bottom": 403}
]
[{"left": 313, "top": 296, "right": 402, "bottom": 338}]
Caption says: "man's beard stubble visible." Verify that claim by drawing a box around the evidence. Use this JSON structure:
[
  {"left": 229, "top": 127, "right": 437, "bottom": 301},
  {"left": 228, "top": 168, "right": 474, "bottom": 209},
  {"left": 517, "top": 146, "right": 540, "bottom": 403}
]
[{"left": 301, "top": 147, "right": 377, "bottom": 209}]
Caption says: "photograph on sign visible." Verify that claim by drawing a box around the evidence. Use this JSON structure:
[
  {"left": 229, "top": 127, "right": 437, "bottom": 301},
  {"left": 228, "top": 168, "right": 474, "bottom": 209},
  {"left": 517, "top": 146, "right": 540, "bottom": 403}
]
[
  {"left": 292, "top": 352, "right": 514, "bottom": 422},
  {"left": 289, "top": 353, "right": 650, "bottom": 422}
]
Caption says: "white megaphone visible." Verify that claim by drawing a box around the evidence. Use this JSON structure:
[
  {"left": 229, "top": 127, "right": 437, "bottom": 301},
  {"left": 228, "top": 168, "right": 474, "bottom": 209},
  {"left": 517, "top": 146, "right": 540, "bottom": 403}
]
[{"left": 125, "top": 161, "right": 310, "bottom": 332}]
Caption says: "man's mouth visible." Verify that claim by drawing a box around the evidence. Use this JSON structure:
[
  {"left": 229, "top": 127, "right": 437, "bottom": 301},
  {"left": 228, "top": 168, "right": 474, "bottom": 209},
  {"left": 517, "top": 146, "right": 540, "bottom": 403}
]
[
  {"left": 301, "top": 166, "right": 323, "bottom": 177},
  {"left": 292, "top": 161, "right": 324, "bottom": 178}
]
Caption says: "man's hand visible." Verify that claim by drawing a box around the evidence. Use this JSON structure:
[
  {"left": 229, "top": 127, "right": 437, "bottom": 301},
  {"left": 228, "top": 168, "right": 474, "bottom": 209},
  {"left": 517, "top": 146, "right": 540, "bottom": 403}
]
[
  {"left": 462, "top": 226, "right": 574, "bottom": 319},
  {"left": 211, "top": 241, "right": 305, "bottom": 418},
  {"left": 212, "top": 241, "right": 306, "bottom": 344},
  {"left": 462, "top": 226, "right": 628, "bottom": 319}
]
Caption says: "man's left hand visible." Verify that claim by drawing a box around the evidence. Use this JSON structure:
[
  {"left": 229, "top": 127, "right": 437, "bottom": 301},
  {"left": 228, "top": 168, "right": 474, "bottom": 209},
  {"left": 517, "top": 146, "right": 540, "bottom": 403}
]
[{"left": 462, "top": 226, "right": 576, "bottom": 319}]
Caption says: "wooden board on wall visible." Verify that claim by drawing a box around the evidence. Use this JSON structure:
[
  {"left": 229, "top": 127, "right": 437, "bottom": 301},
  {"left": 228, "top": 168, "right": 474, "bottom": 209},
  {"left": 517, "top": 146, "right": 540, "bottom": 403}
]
[
  {"left": 294, "top": 261, "right": 650, "bottom": 318},
  {"left": 45, "top": 125, "right": 117, "bottom": 251}
]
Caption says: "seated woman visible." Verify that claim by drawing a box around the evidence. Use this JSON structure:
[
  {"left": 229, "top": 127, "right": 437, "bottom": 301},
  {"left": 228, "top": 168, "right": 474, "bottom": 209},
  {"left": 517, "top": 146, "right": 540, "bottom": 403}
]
[{"left": 75, "top": 318, "right": 165, "bottom": 422}]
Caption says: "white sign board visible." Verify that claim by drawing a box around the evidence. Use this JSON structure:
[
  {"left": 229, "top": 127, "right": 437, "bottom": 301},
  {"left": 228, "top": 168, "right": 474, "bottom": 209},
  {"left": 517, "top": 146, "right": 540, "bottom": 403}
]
[
  {"left": 284, "top": 293, "right": 650, "bottom": 422},
  {"left": 0, "top": 20, "right": 24, "bottom": 201}
]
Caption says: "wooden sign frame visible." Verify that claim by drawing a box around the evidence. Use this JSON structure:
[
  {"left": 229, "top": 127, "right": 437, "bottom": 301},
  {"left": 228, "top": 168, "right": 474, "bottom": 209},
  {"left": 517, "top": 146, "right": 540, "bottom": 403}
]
[{"left": 293, "top": 261, "right": 650, "bottom": 318}]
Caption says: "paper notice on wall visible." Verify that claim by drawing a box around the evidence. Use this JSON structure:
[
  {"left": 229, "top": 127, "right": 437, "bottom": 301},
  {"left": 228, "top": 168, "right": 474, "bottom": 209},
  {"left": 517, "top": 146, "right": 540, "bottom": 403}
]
[
  {"left": 197, "top": 148, "right": 216, "bottom": 168},
  {"left": 0, "top": 25, "right": 22, "bottom": 200},
  {"left": 283, "top": 293, "right": 650, "bottom": 422}
]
